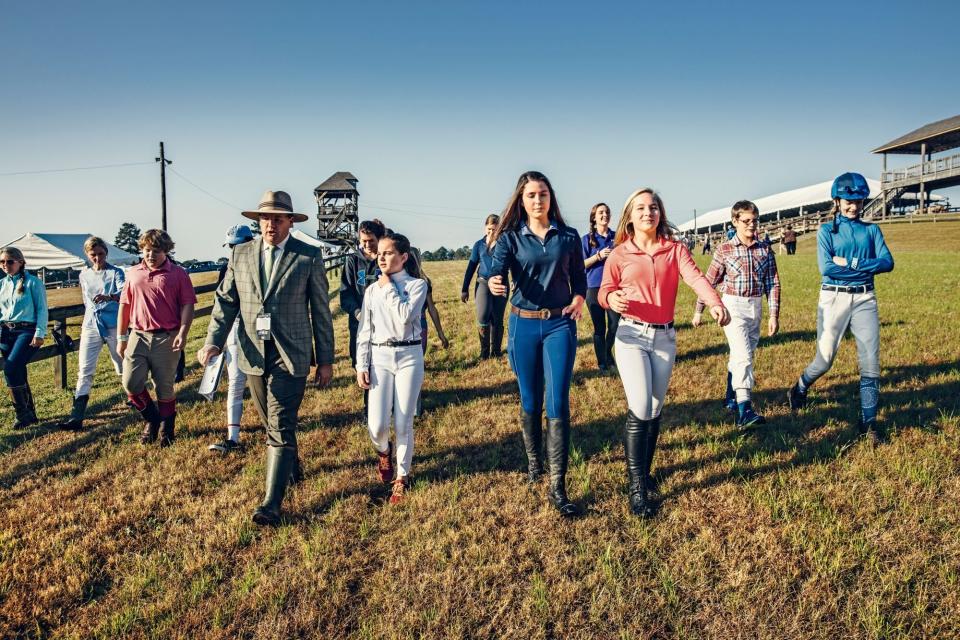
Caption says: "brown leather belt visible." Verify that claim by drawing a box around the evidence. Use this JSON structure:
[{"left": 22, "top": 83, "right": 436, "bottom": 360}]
[{"left": 511, "top": 305, "right": 563, "bottom": 320}]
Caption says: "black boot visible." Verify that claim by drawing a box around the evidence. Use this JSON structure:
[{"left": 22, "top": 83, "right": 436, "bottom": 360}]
[
  {"left": 592, "top": 335, "right": 607, "bottom": 371},
  {"left": 25, "top": 382, "right": 37, "bottom": 421},
  {"left": 546, "top": 418, "right": 577, "bottom": 517},
  {"left": 624, "top": 411, "right": 655, "bottom": 518},
  {"left": 520, "top": 410, "right": 544, "bottom": 483},
  {"left": 9, "top": 384, "right": 37, "bottom": 429},
  {"left": 253, "top": 446, "right": 296, "bottom": 526},
  {"left": 491, "top": 325, "right": 504, "bottom": 358},
  {"left": 57, "top": 394, "right": 89, "bottom": 431},
  {"left": 645, "top": 415, "right": 661, "bottom": 496},
  {"left": 290, "top": 455, "right": 305, "bottom": 485},
  {"left": 478, "top": 326, "right": 491, "bottom": 360},
  {"left": 159, "top": 413, "right": 176, "bottom": 447},
  {"left": 137, "top": 399, "right": 161, "bottom": 444}
]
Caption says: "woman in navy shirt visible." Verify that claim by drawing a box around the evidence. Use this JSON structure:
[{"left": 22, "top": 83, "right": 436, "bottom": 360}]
[
  {"left": 461, "top": 214, "right": 508, "bottom": 359},
  {"left": 581, "top": 202, "right": 619, "bottom": 371},
  {"left": 488, "top": 171, "right": 586, "bottom": 517}
]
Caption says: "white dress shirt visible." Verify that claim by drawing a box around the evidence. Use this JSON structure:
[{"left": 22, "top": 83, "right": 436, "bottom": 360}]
[{"left": 355, "top": 271, "right": 427, "bottom": 371}]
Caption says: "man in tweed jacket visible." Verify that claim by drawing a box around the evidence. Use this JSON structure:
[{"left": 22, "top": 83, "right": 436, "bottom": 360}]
[{"left": 199, "top": 190, "right": 334, "bottom": 526}]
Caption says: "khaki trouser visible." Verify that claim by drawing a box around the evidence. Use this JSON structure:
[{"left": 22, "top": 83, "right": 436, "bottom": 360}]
[{"left": 122, "top": 330, "right": 179, "bottom": 399}]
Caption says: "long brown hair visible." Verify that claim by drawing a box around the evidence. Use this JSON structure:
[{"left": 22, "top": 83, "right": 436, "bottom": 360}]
[
  {"left": 1, "top": 247, "right": 27, "bottom": 294},
  {"left": 614, "top": 188, "right": 674, "bottom": 245},
  {"left": 492, "top": 171, "right": 565, "bottom": 244},
  {"left": 587, "top": 202, "right": 610, "bottom": 248}
]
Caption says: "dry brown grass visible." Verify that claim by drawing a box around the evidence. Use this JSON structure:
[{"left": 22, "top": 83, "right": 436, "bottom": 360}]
[{"left": 1, "top": 222, "right": 958, "bottom": 639}]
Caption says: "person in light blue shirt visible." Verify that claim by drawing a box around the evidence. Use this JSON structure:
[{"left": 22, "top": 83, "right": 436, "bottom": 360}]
[
  {"left": 56, "top": 236, "right": 125, "bottom": 431},
  {"left": 788, "top": 172, "right": 895, "bottom": 444},
  {"left": 0, "top": 246, "right": 48, "bottom": 428},
  {"left": 460, "top": 214, "right": 508, "bottom": 359},
  {"left": 488, "top": 170, "right": 587, "bottom": 517}
]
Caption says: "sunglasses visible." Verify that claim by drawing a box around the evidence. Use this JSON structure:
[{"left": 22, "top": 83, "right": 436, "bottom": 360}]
[{"left": 1, "top": 259, "right": 19, "bottom": 265}]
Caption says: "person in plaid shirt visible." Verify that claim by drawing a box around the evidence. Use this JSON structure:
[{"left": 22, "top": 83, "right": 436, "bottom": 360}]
[{"left": 692, "top": 200, "right": 780, "bottom": 427}]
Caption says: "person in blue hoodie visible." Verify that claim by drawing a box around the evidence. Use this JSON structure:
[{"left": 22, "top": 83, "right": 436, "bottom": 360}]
[
  {"left": 461, "top": 214, "right": 507, "bottom": 359},
  {"left": 787, "top": 172, "right": 894, "bottom": 444}
]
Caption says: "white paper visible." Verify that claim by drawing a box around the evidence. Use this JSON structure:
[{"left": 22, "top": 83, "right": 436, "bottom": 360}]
[{"left": 198, "top": 353, "right": 225, "bottom": 401}]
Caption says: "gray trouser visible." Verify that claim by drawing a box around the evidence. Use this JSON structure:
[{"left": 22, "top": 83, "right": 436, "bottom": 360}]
[
  {"left": 803, "top": 289, "right": 880, "bottom": 385},
  {"left": 246, "top": 343, "right": 307, "bottom": 449}
]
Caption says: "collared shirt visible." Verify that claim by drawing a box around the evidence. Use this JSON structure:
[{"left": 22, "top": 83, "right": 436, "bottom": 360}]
[
  {"left": 490, "top": 222, "right": 587, "bottom": 311},
  {"left": 340, "top": 249, "right": 380, "bottom": 321},
  {"left": 120, "top": 258, "right": 197, "bottom": 331},
  {"left": 80, "top": 264, "right": 125, "bottom": 331},
  {"left": 599, "top": 236, "right": 721, "bottom": 324},
  {"left": 695, "top": 236, "right": 781, "bottom": 318},
  {"left": 817, "top": 216, "right": 894, "bottom": 286},
  {"left": 461, "top": 237, "right": 503, "bottom": 292},
  {"left": 0, "top": 271, "right": 48, "bottom": 338},
  {"left": 261, "top": 235, "right": 289, "bottom": 287},
  {"left": 355, "top": 271, "right": 427, "bottom": 371},
  {"left": 581, "top": 229, "right": 616, "bottom": 288}
]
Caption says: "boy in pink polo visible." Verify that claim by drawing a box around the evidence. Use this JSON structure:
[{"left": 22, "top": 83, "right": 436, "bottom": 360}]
[{"left": 118, "top": 229, "right": 196, "bottom": 446}]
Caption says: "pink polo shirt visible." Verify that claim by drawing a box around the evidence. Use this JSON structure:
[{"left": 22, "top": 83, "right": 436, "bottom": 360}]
[
  {"left": 599, "top": 236, "right": 722, "bottom": 324},
  {"left": 120, "top": 259, "right": 197, "bottom": 331}
]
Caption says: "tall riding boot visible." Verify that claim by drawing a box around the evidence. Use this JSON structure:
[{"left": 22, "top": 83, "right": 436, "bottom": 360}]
[
  {"left": 592, "top": 335, "right": 607, "bottom": 371},
  {"left": 520, "top": 410, "right": 544, "bottom": 482},
  {"left": 9, "top": 384, "right": 37, "bottom": 429},
  {"left": 159, "top": 413, "right": 176, "bottom": 447},
  {"left": 253, "top": 446, "right": 296, "bottom": 526},
  {"left": 645, "top": 415, "right": 661, "bottom": 495},
  {"left": 25, "top": 382, "right": 37, "bottom": 421},
  {"left": 137, "top": 399, "right": 161, "bottom": 444},
  {"left": 624, "top": 411, "right": 655, "bottom": 518},
  {"left": 546, "top": 418, "right": 578, "bottom": 517},
  {"left": 290, "top": 454, "right": 305, "bottom": 485},
  {"left": 478, "top": 326, "right": 491, "bottom": 360},
  {"left": 491, "top": 325, "right": 504, "bottom": 358},
  {"left": 57, "top": 394, "right": 90, "bottom": 431}
]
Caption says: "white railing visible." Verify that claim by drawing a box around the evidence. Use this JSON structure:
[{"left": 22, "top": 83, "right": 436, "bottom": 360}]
[{"left": 882, "top": 153, "right": 960, "bottom": 185}]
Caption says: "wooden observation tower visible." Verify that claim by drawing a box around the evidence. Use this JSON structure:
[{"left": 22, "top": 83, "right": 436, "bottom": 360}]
[{"left": 314, "top": 171, "right": 359, "bottom": 249}]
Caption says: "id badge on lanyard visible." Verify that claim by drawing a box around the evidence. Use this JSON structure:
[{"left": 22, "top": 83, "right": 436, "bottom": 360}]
[{"left": 256, "top": 311, "right": 272, "bottom": 341}]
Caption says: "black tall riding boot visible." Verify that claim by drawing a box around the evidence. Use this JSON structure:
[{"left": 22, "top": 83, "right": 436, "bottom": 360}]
[
  {"left": 491, "top": 324, "right": 504, "bottom": 357},
  {"left": 8, "top": 384, "right": 37, "bottom": 429},
  {"left": 253, "top": 446, "right": 296, "bottom": 526},
  {"left": 478, "top": 326, "right": 491, "bottom": 360},
  {"left": 57, "top": 394, "right": 90, "bottom": 431},
  {"left": 137, "top": 399, "right": 161, "bottom": 444},
  {"left": 159, "top": 413, "right": 176, "bottom": 448},
  {"left": 624, "top": 410, "right": 655, "bottom": 518},
  {"left": 592, "top": 335, "right": 607, "bottom": 371},
  {"left": 546, "top": 418, "right": 577, "bottom": 517},
  {"left": 645, "top": 415, "right": 661, "bottom": 494},
  {"left": 520, "top": 410, "right": 544, "bottom": 483}
]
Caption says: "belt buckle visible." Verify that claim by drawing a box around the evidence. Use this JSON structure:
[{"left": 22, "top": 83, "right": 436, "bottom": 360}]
[{"left": 538, "top": 308, "right": 551, "bottom": 320}]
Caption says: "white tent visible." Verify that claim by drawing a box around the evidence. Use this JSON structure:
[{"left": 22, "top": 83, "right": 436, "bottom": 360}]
[
  {"left": 290, "top": 228, "right": 341, "bottom": 255},
  {"left": 2, "top": 232, "right": 140, "bottom": 269}
]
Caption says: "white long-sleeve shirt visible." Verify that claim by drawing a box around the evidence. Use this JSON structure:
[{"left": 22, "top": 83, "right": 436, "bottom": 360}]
[{"left": 355, "top": 271, "right": 427, "bottom": 372}]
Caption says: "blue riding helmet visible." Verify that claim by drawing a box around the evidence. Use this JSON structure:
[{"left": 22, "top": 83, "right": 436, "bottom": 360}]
[
  {"left": 831, "top": 172, "right": 870, "bottom": 201},
  {"left": 224, "top": 224, "right": 254, "bottom": 247}
]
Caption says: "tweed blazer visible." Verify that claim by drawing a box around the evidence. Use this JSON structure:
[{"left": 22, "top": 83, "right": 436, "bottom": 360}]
[{"left": 205, "top": 236, "right": 334, "bottom": 377}]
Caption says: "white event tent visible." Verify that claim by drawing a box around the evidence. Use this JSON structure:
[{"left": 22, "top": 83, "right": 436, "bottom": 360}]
[{"left": 2, "top": 232, "right": 140, "bottom": 270}]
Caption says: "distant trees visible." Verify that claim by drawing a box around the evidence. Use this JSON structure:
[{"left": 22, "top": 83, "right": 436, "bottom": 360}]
[
  {"left": 114, "top": 222, "right": 141, "bottom": 254},
  {"left": 421, "top": 245, "right": 471, "bottom": 262}
]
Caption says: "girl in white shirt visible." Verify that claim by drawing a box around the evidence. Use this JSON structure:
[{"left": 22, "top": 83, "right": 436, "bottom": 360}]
[{"left": 355, "top": 232, "right": 427, "bottom": 504}]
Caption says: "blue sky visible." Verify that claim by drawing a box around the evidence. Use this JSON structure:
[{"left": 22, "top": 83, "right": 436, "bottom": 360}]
[{"left": 2, "top": 0, "right": 959, "bottom": 259}]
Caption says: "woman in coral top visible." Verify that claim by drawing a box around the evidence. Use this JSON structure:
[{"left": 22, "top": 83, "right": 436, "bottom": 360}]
[{"left": 599, "top": 188, "right": 729, "bottom": 518}]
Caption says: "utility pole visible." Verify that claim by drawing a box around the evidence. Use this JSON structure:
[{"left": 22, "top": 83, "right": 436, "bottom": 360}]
[
  {"left": 155, "top": 142, "right": 172, "bottom": 230},
  {"left": 693, "top": 208, "right": 697, "bottom": 233}
]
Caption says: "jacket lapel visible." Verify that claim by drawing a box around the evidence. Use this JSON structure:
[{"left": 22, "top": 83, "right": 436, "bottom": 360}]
[{"left": 253, "top": 237, "right": 264, "bottom": 301}]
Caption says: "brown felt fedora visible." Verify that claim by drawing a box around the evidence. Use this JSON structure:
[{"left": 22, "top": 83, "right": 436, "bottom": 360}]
[{"left": 242, "top": 190, "right": 308, "bottom": 222}]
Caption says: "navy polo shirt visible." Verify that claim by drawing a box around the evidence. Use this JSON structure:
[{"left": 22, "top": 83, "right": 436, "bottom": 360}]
[
  {"left": 581, "top": 229, "right": 616, "bottom": 288},
  {"left": 490, "top": 222, "right": 587, "bottom": 311}
]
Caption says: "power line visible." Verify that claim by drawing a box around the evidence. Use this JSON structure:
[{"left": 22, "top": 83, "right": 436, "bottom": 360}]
[
  {"left": 364, "top": 198, "right": 492, "bottom": 213},
  {"left": 0, "top": 161, "right": 154, "bottom": 177},
  {"left": 364, "top": 203, "right": 481, "bottom": 220},
  {"left": 168, "top": 167, "right": 242, "bottom": 211}
]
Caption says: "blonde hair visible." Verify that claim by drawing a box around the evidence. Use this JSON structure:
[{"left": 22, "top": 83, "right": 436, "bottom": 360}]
[
  {"left": 84, "top": 236, "right": 109, "bottom": 255},
  {"left": 730, "top": 200, "right": 759, "bottom": 222},
  {"left": 614, "top": 188, "right": 673, "bottom": 245},
  {"left": 138, "top": 229, "right": 175, "bottom": 253}
]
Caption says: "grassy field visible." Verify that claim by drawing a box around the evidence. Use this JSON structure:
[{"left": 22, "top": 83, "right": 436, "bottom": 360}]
[{"left": 1, "top": 221, "right": 958, "bottom": 639}]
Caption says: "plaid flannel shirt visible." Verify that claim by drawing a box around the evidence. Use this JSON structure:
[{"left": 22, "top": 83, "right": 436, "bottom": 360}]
[{"left": 695, "top": 236, "right": 780, "bottom": 319}]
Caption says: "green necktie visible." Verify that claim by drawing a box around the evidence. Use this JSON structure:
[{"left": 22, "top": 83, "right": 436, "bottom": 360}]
[{"left": 262, "top": 245, "right": 276, "bottom": 293}]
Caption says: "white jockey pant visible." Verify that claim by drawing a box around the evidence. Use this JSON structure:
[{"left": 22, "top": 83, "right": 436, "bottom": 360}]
[
  {"left": 803, "top": 289, "right": 881, "bottom": 384},
  {"left": 368, "top": 344, "right": 424, "bottom": 478},
  {"left": 614, "top": 321, "right": 677, "bottom": 420},
  {"left": 722, "top": 294, "right": 762, "bottom": 401},
  {"left": 223, "top": 322, "right": 247, "bottom": 426},
  {"left": 75, "top": 327, "right": 122, "bottom": 397}
]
